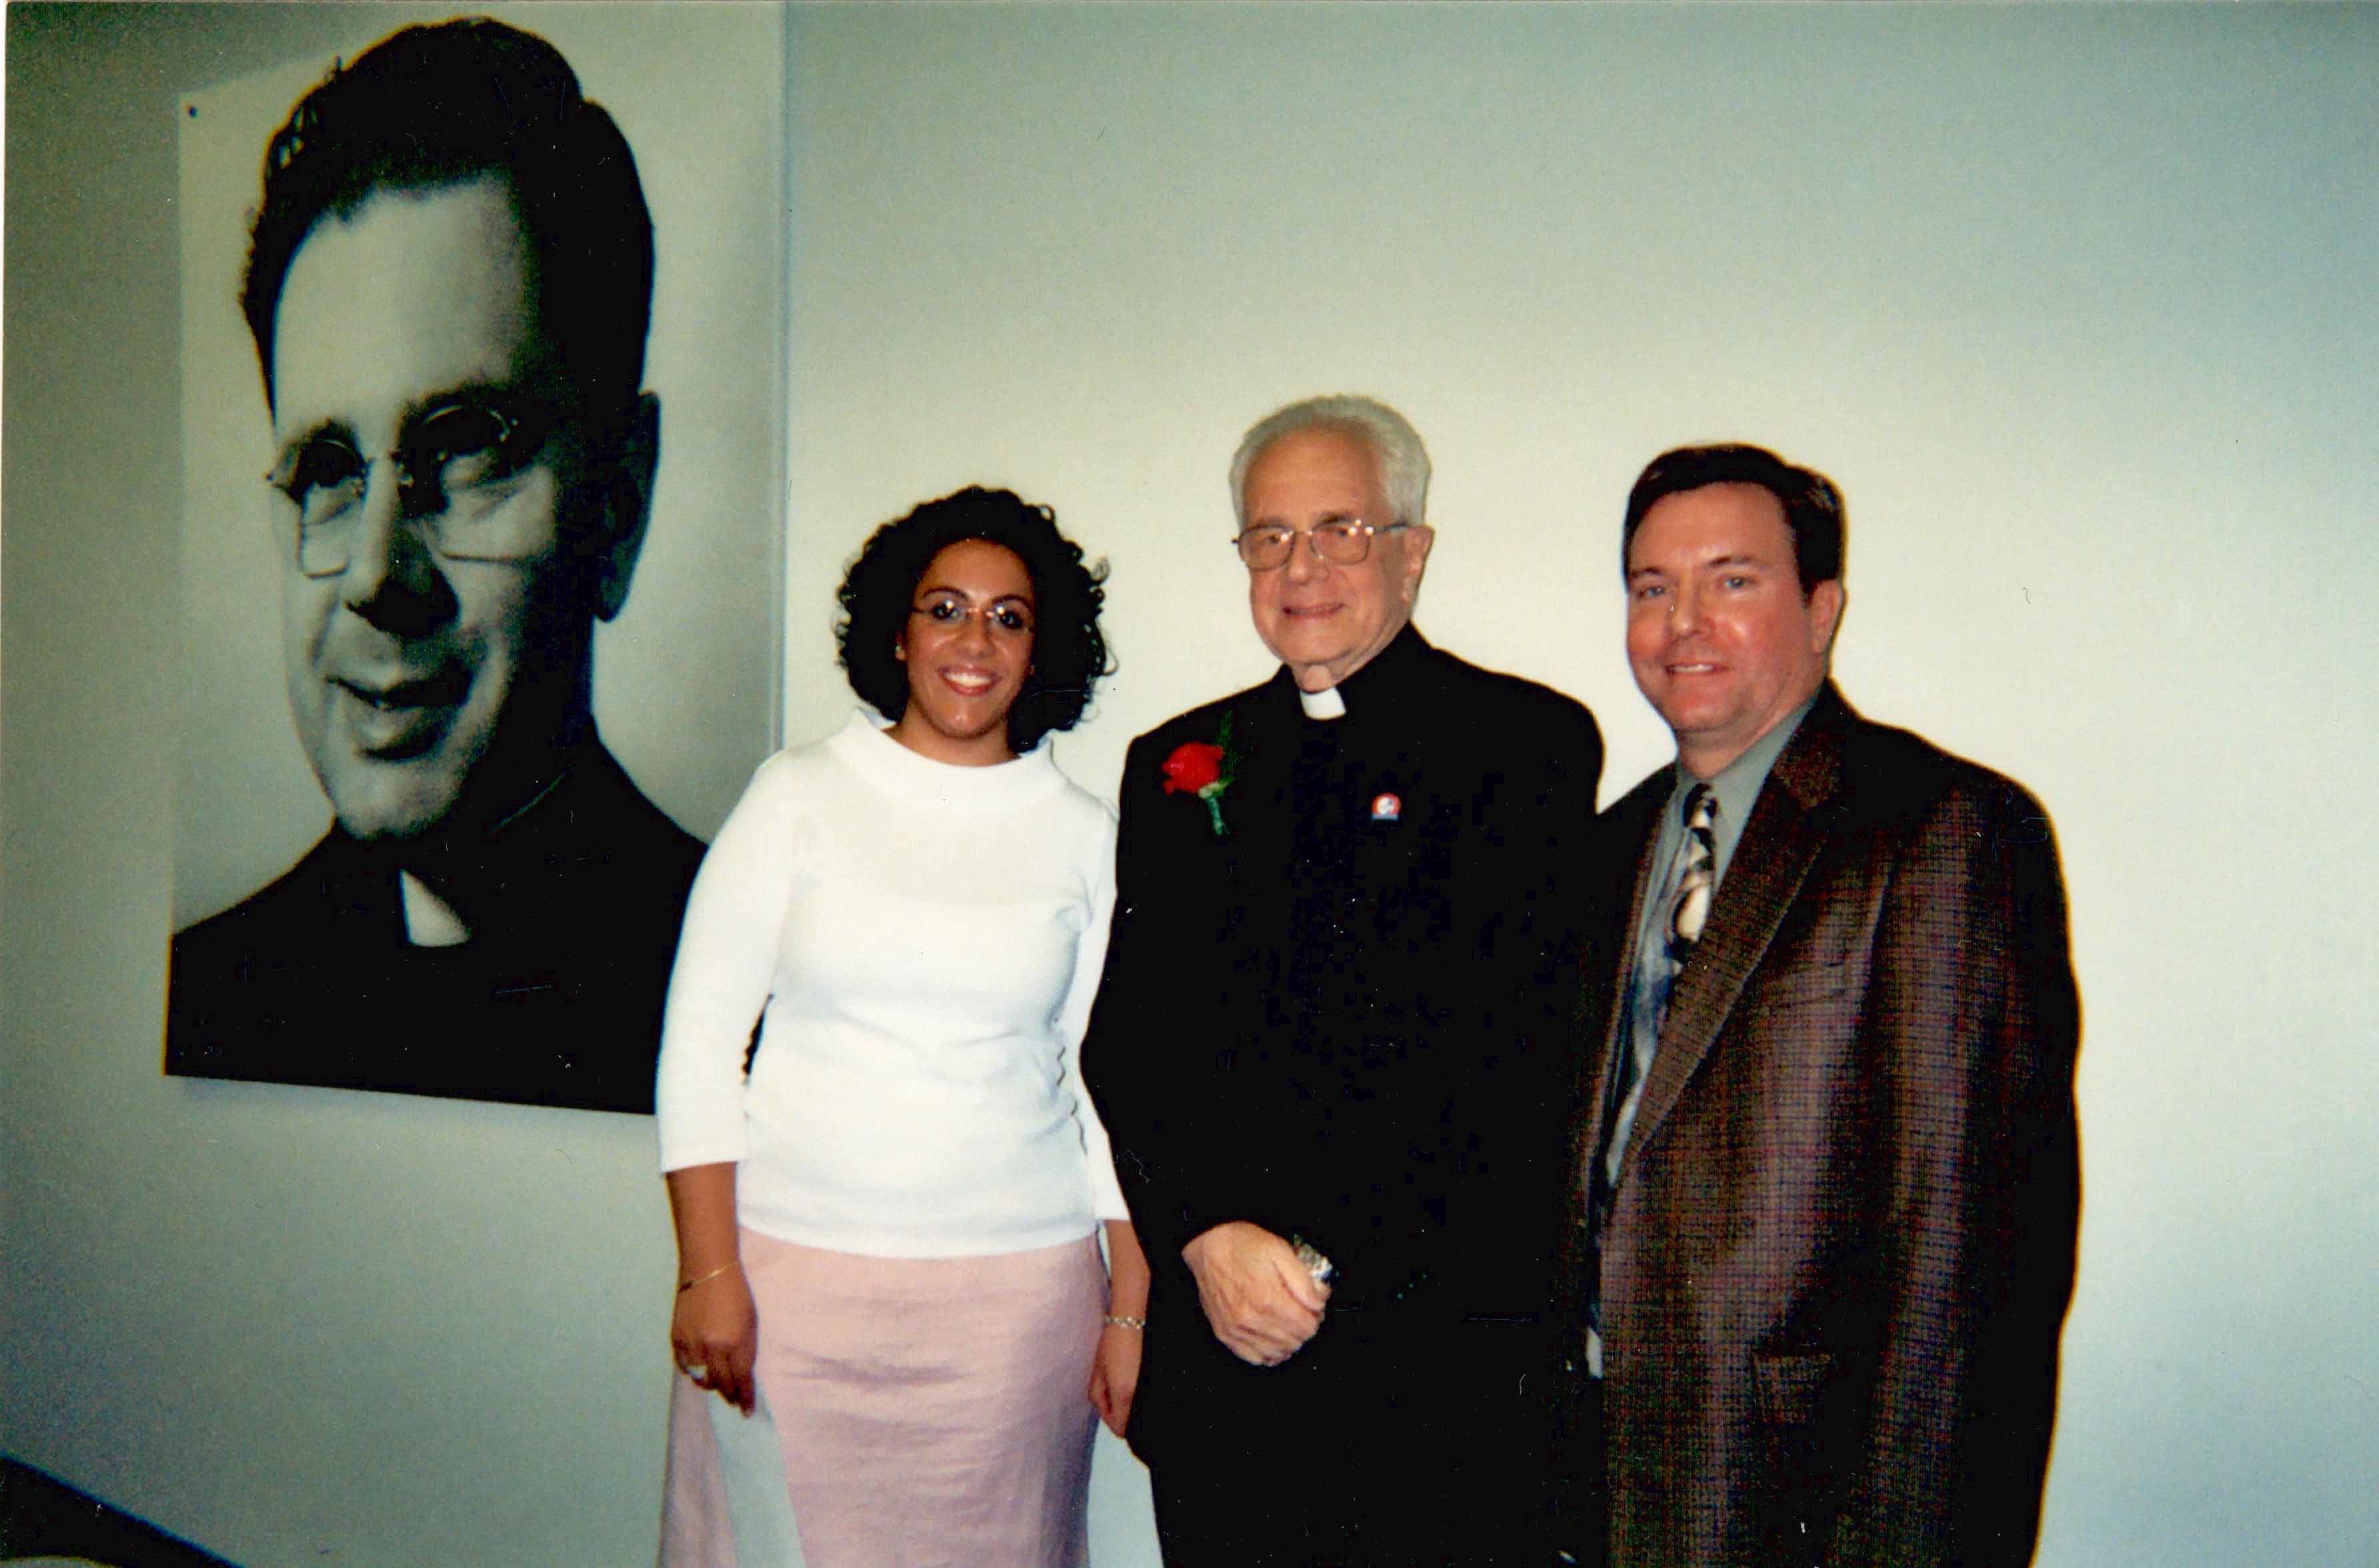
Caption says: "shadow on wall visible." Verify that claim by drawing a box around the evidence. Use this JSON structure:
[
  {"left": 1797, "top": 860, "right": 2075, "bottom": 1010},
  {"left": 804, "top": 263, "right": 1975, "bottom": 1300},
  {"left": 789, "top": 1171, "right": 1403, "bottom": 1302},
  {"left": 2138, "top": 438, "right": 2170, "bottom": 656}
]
[{"left": 0, "top": 1459, "right": 237, "bottom": 1568}]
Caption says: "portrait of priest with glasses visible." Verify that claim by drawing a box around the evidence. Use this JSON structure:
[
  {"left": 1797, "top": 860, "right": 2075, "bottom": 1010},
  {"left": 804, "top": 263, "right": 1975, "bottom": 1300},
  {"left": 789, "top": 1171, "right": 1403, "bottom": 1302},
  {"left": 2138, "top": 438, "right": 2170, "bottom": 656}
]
[
  {"left": 1081, "top": 395, "right": 1604, "bottom": 1563},
  {"left": 165, "top": 19, "right": 705, "bottom": 1113}
]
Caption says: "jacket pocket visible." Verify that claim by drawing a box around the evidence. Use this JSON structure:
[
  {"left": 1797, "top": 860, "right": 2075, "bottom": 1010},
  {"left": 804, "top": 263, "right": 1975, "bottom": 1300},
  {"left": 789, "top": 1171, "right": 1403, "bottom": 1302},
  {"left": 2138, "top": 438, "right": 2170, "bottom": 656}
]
[
  {"left": 1753, "top": 1352, "right": 1846, "bottom": 1567},
  {"left": 1746, "top": 957, "right": 1854, "bottom": 1015},
  {"left": 1753, "top": 1350, "right": 1836, "bottom": 1425}
]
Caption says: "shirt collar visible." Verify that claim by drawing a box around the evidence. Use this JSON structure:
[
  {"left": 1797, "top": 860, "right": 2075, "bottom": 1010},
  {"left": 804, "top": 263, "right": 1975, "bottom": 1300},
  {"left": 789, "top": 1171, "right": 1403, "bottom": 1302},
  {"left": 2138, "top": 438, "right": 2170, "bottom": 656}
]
[
  {"left": 1290, "top": 621, "right": 1428, "bottom": 721},
  {"left": 327, "top": 735, "right": 617, "bottom": 913},
  {"left": 1662, "top": 692, "right": 1818, "bottom": 888}
]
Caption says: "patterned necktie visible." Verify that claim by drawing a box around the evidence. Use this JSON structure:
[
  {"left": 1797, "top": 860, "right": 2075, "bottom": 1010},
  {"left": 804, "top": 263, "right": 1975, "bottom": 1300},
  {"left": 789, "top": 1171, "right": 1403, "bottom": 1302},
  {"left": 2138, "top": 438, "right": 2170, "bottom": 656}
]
[
  {"left": 1588, "top": 783, "right": 1724, "bottom": 1369},
  {"left": 1665, "top": 784, "right": 1718, "bottom": 977}
]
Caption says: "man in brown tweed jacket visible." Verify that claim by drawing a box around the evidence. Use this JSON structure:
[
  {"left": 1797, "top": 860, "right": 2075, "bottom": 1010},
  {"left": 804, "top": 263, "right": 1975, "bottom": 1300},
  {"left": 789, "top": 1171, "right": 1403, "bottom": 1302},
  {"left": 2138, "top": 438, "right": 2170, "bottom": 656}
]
[{"left": 1553, "top": 443, "right": 2081, "bottom": 1567}]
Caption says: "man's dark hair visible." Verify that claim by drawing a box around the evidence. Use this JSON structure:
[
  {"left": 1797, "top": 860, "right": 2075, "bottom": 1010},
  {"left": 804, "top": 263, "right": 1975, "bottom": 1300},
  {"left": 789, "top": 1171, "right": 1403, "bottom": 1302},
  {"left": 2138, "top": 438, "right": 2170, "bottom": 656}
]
[
  {"left": 241, "top": 17, "right": 653, "bottom": 415},
  {"left": 837, "top": 487, "right": 1113, "bottom": 755},
  {"left": 1622, "top": 443, "right": 1847, "bottom": 591}
]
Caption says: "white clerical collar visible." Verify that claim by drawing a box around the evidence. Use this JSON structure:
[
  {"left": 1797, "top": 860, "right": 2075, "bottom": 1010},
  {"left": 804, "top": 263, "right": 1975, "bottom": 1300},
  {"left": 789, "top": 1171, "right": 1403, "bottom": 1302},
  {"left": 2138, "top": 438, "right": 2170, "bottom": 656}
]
[{"left": 1298, "top": 685, "right": 1348, "bottom": 721}]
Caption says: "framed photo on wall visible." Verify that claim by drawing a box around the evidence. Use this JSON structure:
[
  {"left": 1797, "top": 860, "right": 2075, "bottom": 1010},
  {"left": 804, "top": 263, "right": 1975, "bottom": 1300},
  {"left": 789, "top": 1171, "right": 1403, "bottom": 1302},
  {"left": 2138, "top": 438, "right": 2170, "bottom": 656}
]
[{"left": 163, "top": 5, "right": 787, "bottom": 1113}]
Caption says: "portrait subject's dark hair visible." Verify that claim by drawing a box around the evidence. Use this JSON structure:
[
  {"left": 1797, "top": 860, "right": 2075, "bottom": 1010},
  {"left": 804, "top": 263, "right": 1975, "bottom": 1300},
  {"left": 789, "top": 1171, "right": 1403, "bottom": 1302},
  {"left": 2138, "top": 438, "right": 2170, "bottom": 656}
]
[
  {"left": 1622, "top": 443, "right": 1847, "bottom": 591},
  {"left": 240, "top": 17, "right": 655, "bottom": 416},
  {"left": 837, "top": 487, "right": 1112, "bottom": 755}
]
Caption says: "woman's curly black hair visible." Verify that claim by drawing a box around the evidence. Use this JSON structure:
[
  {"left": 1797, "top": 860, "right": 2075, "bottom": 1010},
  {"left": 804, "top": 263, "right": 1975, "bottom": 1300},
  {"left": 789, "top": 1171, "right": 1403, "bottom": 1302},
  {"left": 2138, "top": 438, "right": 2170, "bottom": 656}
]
[{"left": 836, "top": 487, "right": 1112, "bottom": 754}]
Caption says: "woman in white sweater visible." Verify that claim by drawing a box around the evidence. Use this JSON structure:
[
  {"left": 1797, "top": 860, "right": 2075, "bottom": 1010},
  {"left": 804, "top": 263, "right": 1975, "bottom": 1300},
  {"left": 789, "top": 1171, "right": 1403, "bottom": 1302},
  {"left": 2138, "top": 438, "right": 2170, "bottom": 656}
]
[{"left": 655, "top": 488, "right": 1146, "bottom": 1567}]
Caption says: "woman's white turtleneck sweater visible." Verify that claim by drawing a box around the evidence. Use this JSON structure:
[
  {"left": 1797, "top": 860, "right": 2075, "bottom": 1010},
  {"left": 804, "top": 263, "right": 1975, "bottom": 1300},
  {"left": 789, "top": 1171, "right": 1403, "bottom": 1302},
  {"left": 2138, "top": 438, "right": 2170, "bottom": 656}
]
[{"left": 656, "top": 711, "right": 1125, "bottom": 1257}]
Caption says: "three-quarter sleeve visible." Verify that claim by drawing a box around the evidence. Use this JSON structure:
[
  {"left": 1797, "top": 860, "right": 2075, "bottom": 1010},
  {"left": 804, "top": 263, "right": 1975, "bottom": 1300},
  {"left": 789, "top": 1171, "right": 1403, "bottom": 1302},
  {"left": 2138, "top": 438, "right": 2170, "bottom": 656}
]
[
  {"left": 1056, "top": 817, "right": 1128, "bottom": 1221},
  {"left": 654, "top": 753, "right": 801, "bottom": 1174}
]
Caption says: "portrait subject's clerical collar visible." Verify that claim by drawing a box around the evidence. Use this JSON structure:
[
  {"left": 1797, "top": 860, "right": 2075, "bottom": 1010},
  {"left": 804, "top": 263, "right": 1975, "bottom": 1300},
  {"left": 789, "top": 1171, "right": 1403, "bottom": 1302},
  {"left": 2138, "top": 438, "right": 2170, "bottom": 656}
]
[
  {"left": 1299, "top": 685, "right": 1348, "bottom": 721},
  {"left": 361, "top": 736, "right": 618, "bottom": 937}
]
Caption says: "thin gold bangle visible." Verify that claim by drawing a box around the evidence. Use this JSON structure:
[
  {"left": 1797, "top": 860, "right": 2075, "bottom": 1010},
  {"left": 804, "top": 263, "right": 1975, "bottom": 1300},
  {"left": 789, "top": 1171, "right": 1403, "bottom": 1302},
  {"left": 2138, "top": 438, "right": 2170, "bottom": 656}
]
[
  {"left": 677, "top": 1260, "right": 739, "bottom": 1294},
  {"left": 1103, "top": 1314, "right": 1145, "bottom": 1331}
]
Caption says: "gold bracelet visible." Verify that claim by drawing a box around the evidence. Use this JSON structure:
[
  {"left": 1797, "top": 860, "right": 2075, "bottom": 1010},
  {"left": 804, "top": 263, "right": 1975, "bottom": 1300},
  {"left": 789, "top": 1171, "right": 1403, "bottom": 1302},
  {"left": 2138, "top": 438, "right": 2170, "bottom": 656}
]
[
  {"left": 1103, "top": 1314, "right": 1145, "bottom": 1331},
  {"left": 677, "top": 1260, "right": 739, "bottom": 1294}
]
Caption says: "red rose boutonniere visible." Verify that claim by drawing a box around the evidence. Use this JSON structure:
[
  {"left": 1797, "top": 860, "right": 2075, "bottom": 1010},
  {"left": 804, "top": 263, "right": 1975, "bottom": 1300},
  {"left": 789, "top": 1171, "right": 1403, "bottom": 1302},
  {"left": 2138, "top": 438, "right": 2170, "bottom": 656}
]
[{"left": 1160, "top": 713, "right": 1236, "bottom": 837}]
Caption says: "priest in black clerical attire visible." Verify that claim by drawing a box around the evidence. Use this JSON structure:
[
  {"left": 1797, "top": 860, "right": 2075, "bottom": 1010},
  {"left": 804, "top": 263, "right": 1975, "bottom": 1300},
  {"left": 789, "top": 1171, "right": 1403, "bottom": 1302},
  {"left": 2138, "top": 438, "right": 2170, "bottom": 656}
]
[{"left": 1081, "top": 395, "right": 1603, "bottom": 1565}]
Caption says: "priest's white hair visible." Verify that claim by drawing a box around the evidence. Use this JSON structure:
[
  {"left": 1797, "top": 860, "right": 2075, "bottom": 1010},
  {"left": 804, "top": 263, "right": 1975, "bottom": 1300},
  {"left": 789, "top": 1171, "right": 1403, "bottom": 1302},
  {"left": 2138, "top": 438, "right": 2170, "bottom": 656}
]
[{"left": 1229, "top": 393, "right": 1432, "bottom": 532}]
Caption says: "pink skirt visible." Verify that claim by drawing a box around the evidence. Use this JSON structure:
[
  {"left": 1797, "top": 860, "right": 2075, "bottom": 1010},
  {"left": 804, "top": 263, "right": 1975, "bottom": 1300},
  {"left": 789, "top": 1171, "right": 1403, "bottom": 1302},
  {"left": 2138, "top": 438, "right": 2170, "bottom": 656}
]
[{"left": 661, "top": 1230, "right": 1104, "bottom": 1567}]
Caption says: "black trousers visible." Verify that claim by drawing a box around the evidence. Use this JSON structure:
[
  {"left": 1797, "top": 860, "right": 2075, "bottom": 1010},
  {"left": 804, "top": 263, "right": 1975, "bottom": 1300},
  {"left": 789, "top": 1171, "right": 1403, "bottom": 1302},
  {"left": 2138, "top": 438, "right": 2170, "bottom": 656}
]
[
  {"left": 1549, "top": 1375, "right": 1606, "bottom": 1568},
  {"left": 1142, "top": 1314, "right": 1552, "bottom": 1567}
]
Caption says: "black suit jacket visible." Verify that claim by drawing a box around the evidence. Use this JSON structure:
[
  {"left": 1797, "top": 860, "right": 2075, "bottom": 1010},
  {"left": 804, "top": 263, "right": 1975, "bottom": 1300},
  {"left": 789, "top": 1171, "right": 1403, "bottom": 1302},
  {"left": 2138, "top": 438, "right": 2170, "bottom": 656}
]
[
  {"left": 1083, "top": 626, "right": 1602, "bottom": 1466},
  {"left": 165, "top": 741, "right": 705, "bottom": 1113},
  {"left": 1555, "top": 685, "right": 2080, "bottom": 1566}
]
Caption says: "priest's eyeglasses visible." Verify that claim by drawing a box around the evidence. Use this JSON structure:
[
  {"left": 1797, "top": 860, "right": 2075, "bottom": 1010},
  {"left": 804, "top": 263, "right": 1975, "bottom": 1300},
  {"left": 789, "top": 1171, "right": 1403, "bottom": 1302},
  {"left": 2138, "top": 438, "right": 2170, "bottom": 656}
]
[
  {"left": 266, "top": 399, "right": 558, "bottom": 578},
  {"left": 1233, "top": 517, "right": 1409, "bottom": 571}
]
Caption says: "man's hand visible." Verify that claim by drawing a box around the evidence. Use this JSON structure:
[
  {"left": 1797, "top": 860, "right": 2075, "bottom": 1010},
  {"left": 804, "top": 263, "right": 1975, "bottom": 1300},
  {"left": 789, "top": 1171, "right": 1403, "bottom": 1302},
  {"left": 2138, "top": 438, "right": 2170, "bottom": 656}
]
[{"left": 1181, "top": 1221, "right": 1330, "bottom": 1366}]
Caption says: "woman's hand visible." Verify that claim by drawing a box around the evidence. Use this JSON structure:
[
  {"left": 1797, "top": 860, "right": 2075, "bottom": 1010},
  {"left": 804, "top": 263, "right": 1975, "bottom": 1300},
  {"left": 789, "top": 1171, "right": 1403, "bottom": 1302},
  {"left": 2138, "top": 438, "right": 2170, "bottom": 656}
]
[
  {"left": 1088, "top": 1319, "right": 1142, "bottom": 1437},
  {"left": 665, "top": 1163, "right": 755, "bottom": 1413},
  {"left": 1091, "top": 1218, "right": 1150, "bottom": 1436},
  {"left": 671, "top": 1264, "right": 758, "bottom": 1414}
]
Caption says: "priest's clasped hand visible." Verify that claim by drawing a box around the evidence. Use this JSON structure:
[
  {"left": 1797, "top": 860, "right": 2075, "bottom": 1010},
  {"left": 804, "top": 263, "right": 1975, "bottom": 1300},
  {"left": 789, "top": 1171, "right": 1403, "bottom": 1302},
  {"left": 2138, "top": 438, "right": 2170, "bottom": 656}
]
[{"left": 1181, "top": 1221, "right": 1331, "bottom": 1366}]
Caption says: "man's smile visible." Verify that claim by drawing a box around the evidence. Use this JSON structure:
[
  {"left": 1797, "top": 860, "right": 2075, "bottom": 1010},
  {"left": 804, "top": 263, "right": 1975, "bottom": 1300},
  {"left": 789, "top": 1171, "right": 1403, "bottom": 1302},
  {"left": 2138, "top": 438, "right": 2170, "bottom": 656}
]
[{"left": 329, "top": 667, "right": 468, "bottom": 757}]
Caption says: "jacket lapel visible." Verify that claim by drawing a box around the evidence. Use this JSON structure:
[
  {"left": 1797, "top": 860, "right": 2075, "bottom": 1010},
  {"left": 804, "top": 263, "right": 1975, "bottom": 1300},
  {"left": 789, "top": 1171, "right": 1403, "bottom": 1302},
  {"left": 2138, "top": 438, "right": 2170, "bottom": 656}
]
[
  {"left": 1609, "top": 687, "right": 1853, "bottom": 1191},
  {"left": 1578, "top": 778, "right": 1667, "bottom": 1154},
  {"left": 1213, "top": 673, "right": 1302, "bottom": 947}
]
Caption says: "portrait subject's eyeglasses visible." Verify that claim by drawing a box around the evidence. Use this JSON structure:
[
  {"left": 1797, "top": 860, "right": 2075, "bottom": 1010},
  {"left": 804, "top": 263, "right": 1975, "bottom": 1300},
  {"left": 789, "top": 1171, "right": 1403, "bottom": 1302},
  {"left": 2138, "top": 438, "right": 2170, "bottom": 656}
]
[
  {"left": 908, "top": 594, "right": 1035, "bottom": 639},
  {"left": 265, "top": 399, "right": 560, "bottom": 577},
  {"left": 1233, "top": 517, "right": 1409, "bottom": 571}
]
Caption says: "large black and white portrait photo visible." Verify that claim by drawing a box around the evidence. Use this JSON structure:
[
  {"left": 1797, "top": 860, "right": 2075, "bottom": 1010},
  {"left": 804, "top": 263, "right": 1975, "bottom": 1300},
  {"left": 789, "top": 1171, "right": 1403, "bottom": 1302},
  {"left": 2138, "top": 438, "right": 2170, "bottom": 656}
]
[{"left": 163, "top": 7, "right": 785, "bottom": 1113}]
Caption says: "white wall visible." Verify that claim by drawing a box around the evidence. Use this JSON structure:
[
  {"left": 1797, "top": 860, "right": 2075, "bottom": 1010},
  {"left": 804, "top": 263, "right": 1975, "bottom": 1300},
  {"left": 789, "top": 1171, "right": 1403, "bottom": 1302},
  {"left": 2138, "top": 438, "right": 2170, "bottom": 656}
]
[{"left": 5, "top": 5, "right": 2373, "bottom": 1566}]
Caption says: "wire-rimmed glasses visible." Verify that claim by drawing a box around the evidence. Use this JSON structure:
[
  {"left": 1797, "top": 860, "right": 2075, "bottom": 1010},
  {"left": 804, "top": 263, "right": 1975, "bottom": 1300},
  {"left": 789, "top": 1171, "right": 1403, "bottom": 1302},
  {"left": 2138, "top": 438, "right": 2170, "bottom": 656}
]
[
  {"left": 908, "top": 593, "right": 1036, "bottom": 640},
  {"left": 265, "top": 397, "right": 559, "bottom": 577},
  {"left": 1232, "top": 516, "right": 1409, "bottom": 571}
]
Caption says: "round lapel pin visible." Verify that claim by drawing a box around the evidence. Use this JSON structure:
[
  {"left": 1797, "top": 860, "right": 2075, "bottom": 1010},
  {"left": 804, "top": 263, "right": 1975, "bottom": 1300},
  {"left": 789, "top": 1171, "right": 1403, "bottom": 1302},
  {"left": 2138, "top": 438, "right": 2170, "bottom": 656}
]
[{"left": 1370, "top": 791, "right": 1402, "bottom": 822}]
